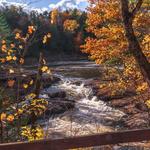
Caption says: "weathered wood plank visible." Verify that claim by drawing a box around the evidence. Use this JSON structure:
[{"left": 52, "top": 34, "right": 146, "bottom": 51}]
[{"left": 0, "top": 129, "right": 150, "bottom": 150}]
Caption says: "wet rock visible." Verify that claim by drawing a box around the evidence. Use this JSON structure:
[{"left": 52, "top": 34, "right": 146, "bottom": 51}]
[
  {"left": 45, "top": 98, "right": 75, "bottom": 117},
  {"left": 46, "top": 87, "right": 66, "bottom": 98},
  {"left": 42, "top": 75, "right": 61, "bottom": 88},
  {"left": 97, "top": 91, "right": 136, "bottom": 102},
  {"left": 72, "top": 80, "right": 82, "bottom": 86},
  {"left": 122, "top": 113, "right": 149, "bottom": 128},
  {"left": 110, "top": 98, "right": 133, "bottom": 108},
  {"left": 135, "top": 102, "right": 148, "bottom": 112}
]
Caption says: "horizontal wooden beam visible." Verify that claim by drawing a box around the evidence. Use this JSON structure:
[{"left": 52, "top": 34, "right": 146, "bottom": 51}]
[{"left": 0, "top": 128, "right": 150, "bottom": 150}]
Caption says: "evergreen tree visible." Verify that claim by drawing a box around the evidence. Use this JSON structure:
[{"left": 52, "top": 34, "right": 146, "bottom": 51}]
[{"left": 0, "top": 13, "right": 11, "bottom": 41}]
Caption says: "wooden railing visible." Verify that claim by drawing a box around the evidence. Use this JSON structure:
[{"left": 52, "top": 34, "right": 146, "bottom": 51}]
[{"left": 0, "top": 129, "right": 150, "bottom": 150}]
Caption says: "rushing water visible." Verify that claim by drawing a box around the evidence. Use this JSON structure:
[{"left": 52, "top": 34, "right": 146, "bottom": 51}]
[{"left": 40, "top": 61, "right": 125, "bottom": 139}]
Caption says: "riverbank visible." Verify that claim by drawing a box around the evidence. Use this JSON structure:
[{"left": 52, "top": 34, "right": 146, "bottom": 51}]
[{"left": 89, "top": 78, "right": 149, "bottom": 130}]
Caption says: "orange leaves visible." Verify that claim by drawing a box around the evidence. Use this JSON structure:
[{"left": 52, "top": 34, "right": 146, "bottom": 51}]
[
  {"left": 0, "top": 58, "right": 5, "bottom": 63},
  {"left": 0, "top": 113, "right": 14, "bottom": 122},
  {"left": 1, "top": 44, "right": 7, "bottom": 52},
  {"left": 82, "top": 0, "right": 149, "bottom": 95},
  {"left": 63, "top": 19, "right": 79, "bottom": 32},
  {"left": 10, "top": 43, "right": 15, "bottom": 48},
  {"left": 7, "top": 114, "right": 14, "bottom": 122},
  {"left": 82, "top": 0, "right": 127, "bottom": 65},
  {"left": 136, "top": 82, "right": 148, "bottom": 93},
  {"left": 83, "top": 0, "right": 149, "bottom": 66},
  {"left": 50, "top": 9, "right": 59, "bottom": 24},
  {"left": 19, "top": 58, "right": 24, "bottom": 64},
  {"left": 0, "top": 113, "right": 6, "bottom": 121},
  {"left": 28, "top": 26, "right": 36, "bottom": 34}
]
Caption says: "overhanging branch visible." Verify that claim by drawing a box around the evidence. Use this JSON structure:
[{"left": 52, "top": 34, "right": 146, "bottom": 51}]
[{"left": 130, "top": 0, "right": 143, "bottom": 20}]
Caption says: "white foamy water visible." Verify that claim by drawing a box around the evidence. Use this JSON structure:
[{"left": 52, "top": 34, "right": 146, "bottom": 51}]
[{"left": 42, "top": 75, "right": 125, "bottom": 139}]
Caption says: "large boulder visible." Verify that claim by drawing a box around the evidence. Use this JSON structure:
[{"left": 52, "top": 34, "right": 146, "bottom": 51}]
[
  {"left": 45, "top": 98, "right": 75, "bottom": 118},
  {"left": 46, "top": 87, "right": 66, "bottom": 98}
]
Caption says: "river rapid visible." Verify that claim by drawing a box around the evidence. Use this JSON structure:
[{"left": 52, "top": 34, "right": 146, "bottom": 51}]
[{"left": 39, "top": 61, "right": 125, "bottom": 139}]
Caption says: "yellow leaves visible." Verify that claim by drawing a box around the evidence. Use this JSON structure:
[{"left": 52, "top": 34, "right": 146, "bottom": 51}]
[
  {"left": 41, "top": 66, "right": 48, "bottom": 72},
  {"left": 21, "top": 126, "right": 44, "bottom": 141},
  {"left": 12, "top": 56, "right": 17, "bottom": 61},
  {"left": 29, "top": 80, "right": 34, "bottom": 85},
  {"left": 25, "top": 93, "right": 36, "bottom": 100},
  {"left": 42, "top": 33, "right": 51, "bottom": 44},
  {"left": 30, "top": 98, "right": 48, "bottom": 116},
  {"left": 145, "top": 100, "right": 150, "bottom": 108},
  {"left": 136, "top": 82, "right": 148, "bottom": 93},
  {"left": 23, "top": 79, "right": 34, "bottom": 89},
  {"left": 41, "top": 66, "right": 51, "bottom": 74},
  {"left": 17, "top": 109, "right": 24, "bottom": 115},
  {"left": 47, "top": 33, "right": 51, "bottom": 38},
  {"left": 0, "top": 24, "right": 52, "bottom": 142},
  {"left": 19, "top": 45, "right": 23, "bottom": 49},
  {"left": 7, "top": 80, "right": 15, "bottom": 87},
  {"left": 21, "top": 97, "right": 48, "bottom": 118},
  {"left": 42, "top": 36, "right": 47, "bottom": 44},
  {"left": 23, "top": 84, "right": 28, "bottom": 89},
  {"left": 5, "top": 55, "right": 17, "bottom": 62},
  {"left": 6, "top": 55, "right": 12, "bottom": 61}
]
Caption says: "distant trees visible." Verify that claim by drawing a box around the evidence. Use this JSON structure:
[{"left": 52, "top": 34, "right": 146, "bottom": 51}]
[{"left": 0, "top": 6, "right": 88, "bottom": 59}]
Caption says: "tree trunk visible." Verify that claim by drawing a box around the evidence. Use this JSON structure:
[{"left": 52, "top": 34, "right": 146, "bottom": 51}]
[
  {"left": 120, "top": 0, "right": 150, "bottom": 87},
  {"left": 34, "top": 52, "right": 44, "bottom": 97}
]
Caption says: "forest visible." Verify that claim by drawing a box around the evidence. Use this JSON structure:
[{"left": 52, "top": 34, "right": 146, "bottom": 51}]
[{"left": 0, "top": 0, "right": 150, "bottom": 149}]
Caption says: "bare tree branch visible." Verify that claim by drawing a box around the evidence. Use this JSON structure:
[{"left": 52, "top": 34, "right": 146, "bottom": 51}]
[{"left": 131, "top": 0, "right": 143, "bottom": 20}]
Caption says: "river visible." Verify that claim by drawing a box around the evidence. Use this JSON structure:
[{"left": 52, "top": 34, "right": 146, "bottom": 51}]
[{"left": 39, "top": 61, "right": 125, "bottom": 139}]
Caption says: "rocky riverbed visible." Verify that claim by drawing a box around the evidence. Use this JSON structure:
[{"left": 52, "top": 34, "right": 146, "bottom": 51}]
[
  {"left": 38, "top": 61, "right": 150, "bottom": 149},
  {"left": 1, "top": 61, "right": 149, "bottom": 149}
]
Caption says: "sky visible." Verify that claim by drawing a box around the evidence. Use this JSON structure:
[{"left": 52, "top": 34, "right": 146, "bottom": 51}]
[{"left": 0, "top": 0, "right": 89, "bottom": 12}]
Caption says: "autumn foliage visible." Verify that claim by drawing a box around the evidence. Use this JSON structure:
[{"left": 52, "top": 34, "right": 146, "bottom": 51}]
[
  {"left": 82, "top": 0, "right": 150, "bottom": 95},
  {"left": 0, "top": 22, "right": 51, "bottom": 142}
]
